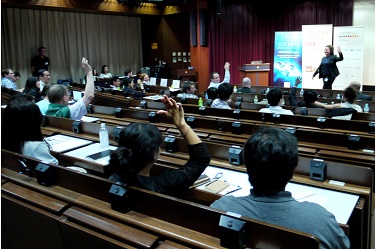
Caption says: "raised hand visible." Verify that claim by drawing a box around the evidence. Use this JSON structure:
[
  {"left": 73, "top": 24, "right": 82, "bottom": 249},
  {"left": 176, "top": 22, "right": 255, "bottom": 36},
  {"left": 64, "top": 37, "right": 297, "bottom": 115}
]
[
  {"left": 82, "top": 57, "right": 92, "bottom": 75},
  {"left": 295, "top": 77, "right": 302, "bottom": 86},
  {"left": 157, "top": 95, "right": 186, "bottom": 128},
  {"left": 224, "top": 62, "right": 230, "bottom": 71}
]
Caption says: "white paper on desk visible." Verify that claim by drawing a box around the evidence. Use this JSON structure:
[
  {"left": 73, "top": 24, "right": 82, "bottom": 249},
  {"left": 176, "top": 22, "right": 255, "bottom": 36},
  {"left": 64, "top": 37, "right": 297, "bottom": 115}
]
[
  {"left": 160, "top": 78, "right": 168, "bottom": 87},
  {"left": 81, "top": 116, "right": 100, "bottom": 122},
  {"left": 169, "top": 88, "right": 180, "bottom": 92},
  {"left": 149, "top": 77, "right": 157, "bottom": 86},
  {"left": 171, "top": 80, "right": 181, "bottom": 89},
  {"left": 286, "top": 182, "right": 359, "bottom": 224},
  {"left": 196, "top": 166, "right": 251, "bottom": 197},
  {"left": 45, "top": 134, "right": 93, "bottom": 153},
  {"left": 143, "top": 95, "right": 163, "bottom": 101}
]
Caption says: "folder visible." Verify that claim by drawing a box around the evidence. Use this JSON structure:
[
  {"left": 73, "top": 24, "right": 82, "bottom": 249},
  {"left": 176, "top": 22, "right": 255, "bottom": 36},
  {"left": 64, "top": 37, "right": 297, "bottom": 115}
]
[{"left": 204, "top": 180, "right": 230, "bottom": 194}]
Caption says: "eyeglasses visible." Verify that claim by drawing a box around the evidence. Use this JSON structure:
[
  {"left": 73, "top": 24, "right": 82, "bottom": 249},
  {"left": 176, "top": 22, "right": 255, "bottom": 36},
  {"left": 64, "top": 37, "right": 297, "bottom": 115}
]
[{"left": 43, "top": 74, "right": 51, "bottom": 77}]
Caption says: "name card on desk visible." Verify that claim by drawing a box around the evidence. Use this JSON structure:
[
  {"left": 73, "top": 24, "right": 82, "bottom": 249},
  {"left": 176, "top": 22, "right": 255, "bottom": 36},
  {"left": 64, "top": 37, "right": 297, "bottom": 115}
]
[
  {"left": 171, "top": 80, "right": 181, "bottom": 89},
  {"left": 149, "top": 77, "right": 157, "bottom": 86},
  {"left": 160, "top": 78, "right": 168, "bottom": 87},
  {"left": 45, "top": 134, "right": 93, "bottom": 153}
]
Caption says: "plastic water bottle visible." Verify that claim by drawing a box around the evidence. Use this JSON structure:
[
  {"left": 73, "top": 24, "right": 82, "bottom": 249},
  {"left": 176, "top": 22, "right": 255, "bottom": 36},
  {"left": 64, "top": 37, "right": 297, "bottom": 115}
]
[
  {"left": 364, "top": 103, "right": 369, "bottom": 113},
  {"left": 198, "top": 97, "right": 203, "bottom": 107},
  {"left": 300, "top": 88, "right": 304, "bottom": 97},
  {"left": 233, "top": 85, "right": 237, "bottom": 93},
  {"left": 254, "top": 95, "right": 258, "bottom": 104},
  {"left": 99, "top": 123, "right": 109, "bottom": 147},
  {"left": 266, "top": 88, "right": 270, "bottom": 94}
]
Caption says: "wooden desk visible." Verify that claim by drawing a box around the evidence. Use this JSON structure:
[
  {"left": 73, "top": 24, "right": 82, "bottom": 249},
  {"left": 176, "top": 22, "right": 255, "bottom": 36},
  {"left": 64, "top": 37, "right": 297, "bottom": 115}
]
[{"left": 1, "top": 151, "right": 320, "bottom": 249}]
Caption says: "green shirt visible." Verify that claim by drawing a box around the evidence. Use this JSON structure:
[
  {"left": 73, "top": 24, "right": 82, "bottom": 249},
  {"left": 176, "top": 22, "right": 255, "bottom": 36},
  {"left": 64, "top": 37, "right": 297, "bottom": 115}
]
[{"left": 46, "top": 103, "right": 71, "bottom": 118}]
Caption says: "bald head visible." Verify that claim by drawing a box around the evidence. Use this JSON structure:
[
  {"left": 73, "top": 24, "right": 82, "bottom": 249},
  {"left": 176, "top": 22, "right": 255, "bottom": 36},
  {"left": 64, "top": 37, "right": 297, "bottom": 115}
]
[
  {"left": 349, "top": 81, "right": 361, "bottom": 92},
  {"left": 242, "top": 77, "right": 251, "bottom": 87}
]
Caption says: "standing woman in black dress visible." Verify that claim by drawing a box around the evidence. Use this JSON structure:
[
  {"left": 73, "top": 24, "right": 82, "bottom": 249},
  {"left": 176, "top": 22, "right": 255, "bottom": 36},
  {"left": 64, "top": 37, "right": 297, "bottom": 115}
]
[{"left": 312, "top": 45, "right": 343, "bottom": 89}]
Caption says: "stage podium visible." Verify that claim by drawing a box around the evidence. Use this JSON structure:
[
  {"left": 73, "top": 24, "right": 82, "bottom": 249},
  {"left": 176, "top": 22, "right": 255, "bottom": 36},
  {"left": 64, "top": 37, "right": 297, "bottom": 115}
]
[
  {"left": 239, "top": 63, "right": 270, "bottom": 86},
  {"left": 177, "top": 68, "right": 196, "bottom": 82}
]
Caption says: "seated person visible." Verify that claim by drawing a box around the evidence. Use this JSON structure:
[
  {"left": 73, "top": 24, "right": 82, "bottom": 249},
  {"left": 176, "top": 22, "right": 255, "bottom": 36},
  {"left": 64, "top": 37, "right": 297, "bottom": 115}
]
[
  {"left": 23, "top": 76, "right": 42, "bottom": 103},
  {"left": 2, "top": 94, "right": 58, "bottom": 164},
  {"left": 210, "top": 127, "right": 349, "bottom": 249},
  {"left": 1, "top": 68, "right": 17, "bottom": 90},
  {"left": 206, "top": 87, "right": 218, "bottom": 100},
  {"left": 138, "top": 73, "right": 150, "bottom": 86},
  {"left": 109, "top": 96, "right": 211, "bottom": 197},
  {"left": 349, "top": 81, "right": 373, "bottom": 101},
  {"left": 84, "top": 68, "right": 98, "bottom": 83},
  {"left": 238, "top": 77, "right": 255, "bottom": 93},
  {"left": 110, "top": 76, "right": 122, "bottom": 90},
  {"left": 46, "top": 57, "right": 94, "bottom": 120},
  {"left": 288, "top": 77, "right": 319, "bottom": 107},
  {"left": 208, "top": 62, "right": 230, "bottom": 89},
  {"left": 123, "top": 77, "right": 145, "bottom": 98},
  {"left": 211, "top": 82, "right": 232, "bottom": 109},
  {"left": 99, "top": 64, "right": 112, "bottom": 79},
  {"left": 314, "top": 86, "right": 362, "bottom": 120},
  {"left": 177, "top": 81, "right": 198, "bottom": 99},
  {"left": 259, "top": 88, "right": 294, "bottom": 115},
  {"left": 36, "top": 83, "right": 53, "bottom": 115}
]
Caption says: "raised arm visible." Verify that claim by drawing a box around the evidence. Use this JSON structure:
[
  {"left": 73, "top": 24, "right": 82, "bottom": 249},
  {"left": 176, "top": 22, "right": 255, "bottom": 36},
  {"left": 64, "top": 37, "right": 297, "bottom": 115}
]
[
  {"left": 289, "top": 77, "right": 302, "bottom": 106},
  {"left": 81, "top": 57, "right": 94, "bottom": 106},
  {"left": 223, "top": 62, "right": 230, "bottom": 83},
  {"left": 157, "top": 95, "right": 201, "bottom": 145}
]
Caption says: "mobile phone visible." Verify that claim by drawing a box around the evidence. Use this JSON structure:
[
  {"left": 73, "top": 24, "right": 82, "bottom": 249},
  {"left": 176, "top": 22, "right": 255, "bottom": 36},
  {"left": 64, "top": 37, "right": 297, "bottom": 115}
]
[{"left": 87, "top": 149, "right": 113, "bottom": 160}]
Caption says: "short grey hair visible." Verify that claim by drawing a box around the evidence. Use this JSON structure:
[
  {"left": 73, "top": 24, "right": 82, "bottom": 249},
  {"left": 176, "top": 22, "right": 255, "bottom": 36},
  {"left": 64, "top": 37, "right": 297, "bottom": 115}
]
[{"left": 242, "top": 77, "right": 251, "bottom": 87}]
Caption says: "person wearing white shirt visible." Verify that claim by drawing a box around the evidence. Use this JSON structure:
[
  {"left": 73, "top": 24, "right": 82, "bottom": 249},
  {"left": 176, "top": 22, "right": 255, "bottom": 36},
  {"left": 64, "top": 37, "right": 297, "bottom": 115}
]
[
  {"left": 99, "top": 64, "right": 112, "bottom": 79},
  {"left": 259, "top": 88, "right": 294, "bottom": 115},
  {"left": 207, "top": 62, "right": 230, "bottom": 89},
  {"left": 314, "top": 86, "right": 362, "bottom": 120}
]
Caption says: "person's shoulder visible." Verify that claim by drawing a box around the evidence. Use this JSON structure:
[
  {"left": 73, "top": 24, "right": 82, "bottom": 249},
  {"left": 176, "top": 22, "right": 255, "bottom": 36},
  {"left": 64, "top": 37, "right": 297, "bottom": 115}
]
[{"left": 210, "top": 195, "right": 238, "bottom": 208}]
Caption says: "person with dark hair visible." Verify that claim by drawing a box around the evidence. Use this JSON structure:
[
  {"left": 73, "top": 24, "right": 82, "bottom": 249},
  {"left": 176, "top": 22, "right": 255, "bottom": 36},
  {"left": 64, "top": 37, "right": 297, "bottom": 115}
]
[
  {"left": 23, "top": 76, "right": 42, "bottom": 103},
  {"left": 46, "top": 57, "right": 94, "bottom": 120},
  {"left": 314, "top": 86, "right": 362, "bottom": 120},
  {"left": 177, "top": 81, "right": 198, "bottom": 99},
  {"left": 37, "top": 69, "right": 51, "bottom": 93},
  {"left": 288, "top": 77, "right": 319, "bottom": 107},
  {"left": 2, "top": 94, "right": 58, "bottom": 164},
  {"left": 206, "top": 87, "right": 218, "bottom": 100},
  {"left": 259, "top": 88, "right": 294, "bottom": 115},
  {"left": 1, "top": 68, "right": 17, "bottom": 90},
  {"left": 124, "top": 69, "right": 133, "bottom": 78},
  {"left": 349, "top": 81, "right": 373, "bottom": 101},
  {"left": 31, "top": 46, "right": 50, "bottom": 77},
  {"left": 211, "top": 82, "right": 233, "bottom": 109},
  {"left": 210, "top": 127, "right": 349, "bottom": 249},
  {"left": 109, "top": 95, "right": 211, "bottom": 197},
  {"left": 99, "top": 65, "right": 112, "bottom": 79},
  {"left": 36, "top": 83, "right": 53, "bottom": 115},
  {"left": 312, "top": 45, "right": 344, "bottom": 89},
  {"left": 110, "top": 76, "right": 122, "bottom": 90},
  {"left": 208, "top": 62, "right": 230, "bottom": 89},
  {"left": 12, "top": 72, "right": 21, "bottom": 85}
]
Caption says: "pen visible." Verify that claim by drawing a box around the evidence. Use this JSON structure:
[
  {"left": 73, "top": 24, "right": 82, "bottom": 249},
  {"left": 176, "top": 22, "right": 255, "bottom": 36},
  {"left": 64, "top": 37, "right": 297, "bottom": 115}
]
[{"left": 225, "top": 187, "right": 242, "bottom": 195}]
